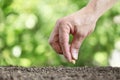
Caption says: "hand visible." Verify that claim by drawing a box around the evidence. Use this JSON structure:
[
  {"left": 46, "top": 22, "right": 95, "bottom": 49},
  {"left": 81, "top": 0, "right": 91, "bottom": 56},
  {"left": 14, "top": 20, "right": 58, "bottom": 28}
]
[{"left": 49, "top": 7, "right": 98, "bottom": 63}]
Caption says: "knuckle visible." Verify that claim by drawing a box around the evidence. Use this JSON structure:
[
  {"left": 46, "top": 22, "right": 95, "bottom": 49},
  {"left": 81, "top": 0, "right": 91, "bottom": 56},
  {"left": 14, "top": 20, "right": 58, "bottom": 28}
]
[
  {"left": 57, "top": 19, "right": 64, "bottom": 24},
  {"left": 57, "top": 19, "right": 67, "bottom": 27},
  {"left": 57, "top": 19, "right": 71, "bottom": 32},
  {"left": 81, "top": 34, "right": 87, "bottom": 38},
  {"left": 73, "top": 45, "right": 80, "bottom": 50},
  {"left": 76, "top": 32, "right": 86, "bottom": 39},
  {"left": 56, "top": 19, "right": 62, "bottom": 23},
  {"left": 59, "top": 40, "right": 64, "bottom": 45}
]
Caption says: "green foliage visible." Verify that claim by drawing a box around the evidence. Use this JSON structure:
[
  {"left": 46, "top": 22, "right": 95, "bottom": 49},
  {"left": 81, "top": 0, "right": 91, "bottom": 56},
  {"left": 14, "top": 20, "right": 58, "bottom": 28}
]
[{"left": 0, "top": 0, "right": 120, "bottom": 67}]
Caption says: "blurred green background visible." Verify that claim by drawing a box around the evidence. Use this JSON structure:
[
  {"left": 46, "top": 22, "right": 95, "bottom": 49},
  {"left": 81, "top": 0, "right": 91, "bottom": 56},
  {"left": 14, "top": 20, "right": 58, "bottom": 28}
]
[{"left": 0, "top": 0, "right": 120, "bottom": 67}]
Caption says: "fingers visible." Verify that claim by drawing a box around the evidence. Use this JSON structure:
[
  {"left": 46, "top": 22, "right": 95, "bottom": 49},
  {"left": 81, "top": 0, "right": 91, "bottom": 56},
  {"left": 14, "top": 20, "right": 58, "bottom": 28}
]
[
  {"left": 49, "top": 19, "right": 74, "bottom": 62},
  {"left": 49, "top": 19, "right": 86, "bottom": 62},
  {"left": 70, "top": 34, "right": 85, "bottom": 60},
  {"left": 59, "top": 23, "right": 72, "bottom": 62},
  {"left": 49, "top": 22, "right": 63, "bottom": 54}
]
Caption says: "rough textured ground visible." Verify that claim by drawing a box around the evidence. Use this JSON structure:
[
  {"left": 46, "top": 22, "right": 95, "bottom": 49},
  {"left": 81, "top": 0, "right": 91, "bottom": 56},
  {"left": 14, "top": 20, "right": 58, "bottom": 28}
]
[{"left": 0, "top": 66, "right": 120, "bottom": 80}]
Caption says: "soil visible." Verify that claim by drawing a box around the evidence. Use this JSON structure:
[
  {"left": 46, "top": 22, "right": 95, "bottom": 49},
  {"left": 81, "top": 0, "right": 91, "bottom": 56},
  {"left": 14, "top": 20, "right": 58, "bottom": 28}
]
[{"left": 0, "top": 66, "right": 120, "bottom": 80}]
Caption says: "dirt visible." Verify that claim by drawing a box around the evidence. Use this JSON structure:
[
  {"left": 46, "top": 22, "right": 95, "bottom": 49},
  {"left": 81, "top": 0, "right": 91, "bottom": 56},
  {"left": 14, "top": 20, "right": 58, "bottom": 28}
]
[{"left": 0, "top": 66, "right": 120, "bottom": 80}]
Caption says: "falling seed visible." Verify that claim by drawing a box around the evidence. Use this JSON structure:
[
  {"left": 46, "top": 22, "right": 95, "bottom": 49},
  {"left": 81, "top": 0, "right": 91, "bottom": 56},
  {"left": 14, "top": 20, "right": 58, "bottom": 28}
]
[{"left": 71, "top": 60, "right": 76, "bottom": 64}]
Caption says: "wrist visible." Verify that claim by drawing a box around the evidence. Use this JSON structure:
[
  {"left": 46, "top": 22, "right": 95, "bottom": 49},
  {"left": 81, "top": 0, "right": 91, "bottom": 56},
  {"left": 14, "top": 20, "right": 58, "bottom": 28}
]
[
  {"left": 85, "top": 0, "right": 117, "bottom": 20},
  {"left": 83, "top": 6, "right": 99, "bottom": 21}
]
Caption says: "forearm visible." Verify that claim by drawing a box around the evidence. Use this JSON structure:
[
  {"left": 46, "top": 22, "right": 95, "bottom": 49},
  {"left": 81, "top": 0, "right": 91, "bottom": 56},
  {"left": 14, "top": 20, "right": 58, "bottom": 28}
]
[{"left": 86, "top": 0, "right": 117, "bottom": 19}]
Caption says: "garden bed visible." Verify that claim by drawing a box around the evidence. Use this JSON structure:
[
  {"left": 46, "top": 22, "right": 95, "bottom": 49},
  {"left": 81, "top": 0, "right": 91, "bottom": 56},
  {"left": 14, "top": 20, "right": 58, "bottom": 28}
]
[{"left": 0, "top": 66, "right": 120, "bottom": 80}]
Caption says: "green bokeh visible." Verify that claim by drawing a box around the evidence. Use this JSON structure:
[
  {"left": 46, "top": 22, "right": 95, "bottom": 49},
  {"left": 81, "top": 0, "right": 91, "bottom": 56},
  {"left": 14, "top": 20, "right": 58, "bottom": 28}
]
[{"left": 0, "top": 0, "right": 120, "bottom": 67}]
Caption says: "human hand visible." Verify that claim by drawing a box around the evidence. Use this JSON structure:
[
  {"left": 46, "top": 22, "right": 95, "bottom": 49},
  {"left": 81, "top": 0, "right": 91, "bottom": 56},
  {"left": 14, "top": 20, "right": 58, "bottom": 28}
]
[{"left": 49, "top": 7, "right": 98, "bottom": 63}]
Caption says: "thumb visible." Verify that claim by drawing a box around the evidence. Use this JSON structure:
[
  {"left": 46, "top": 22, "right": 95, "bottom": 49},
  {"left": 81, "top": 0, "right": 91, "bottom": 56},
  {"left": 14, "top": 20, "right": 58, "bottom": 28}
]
[{"left": 70, "top": 35, "right": 84, "bottom": 60}]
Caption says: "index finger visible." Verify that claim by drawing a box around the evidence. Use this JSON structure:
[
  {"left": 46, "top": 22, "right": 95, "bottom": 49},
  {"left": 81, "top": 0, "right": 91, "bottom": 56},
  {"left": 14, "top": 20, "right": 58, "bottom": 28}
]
[{"left": 59, "top": 23, "right": 72, "bottom": 62}]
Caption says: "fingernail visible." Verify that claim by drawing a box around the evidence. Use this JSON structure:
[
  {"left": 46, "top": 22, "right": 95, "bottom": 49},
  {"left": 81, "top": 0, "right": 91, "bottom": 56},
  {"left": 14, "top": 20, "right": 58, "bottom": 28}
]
[
  {"left": 71, "top": 59, "right": 76, "bottom": 64},
  {"left": 72, "top": 49, "right": 78, "bottom": 60}
]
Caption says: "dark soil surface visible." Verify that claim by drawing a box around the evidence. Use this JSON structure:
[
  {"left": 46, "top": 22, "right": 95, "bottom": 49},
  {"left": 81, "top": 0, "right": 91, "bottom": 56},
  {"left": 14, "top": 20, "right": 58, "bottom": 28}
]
[{"left": 0, "top": 66, "right": 120, "bottom": 80}]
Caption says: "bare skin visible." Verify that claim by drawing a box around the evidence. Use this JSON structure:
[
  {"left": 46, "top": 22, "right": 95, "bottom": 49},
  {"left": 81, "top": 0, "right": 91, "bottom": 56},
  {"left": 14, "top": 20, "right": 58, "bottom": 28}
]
[{"left": 49, "top": 0, "right": 117, "bottom": 63}]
